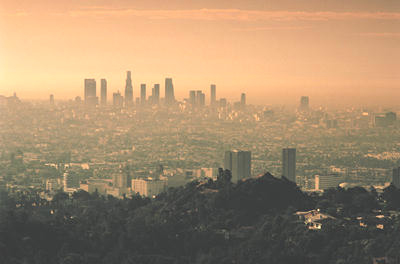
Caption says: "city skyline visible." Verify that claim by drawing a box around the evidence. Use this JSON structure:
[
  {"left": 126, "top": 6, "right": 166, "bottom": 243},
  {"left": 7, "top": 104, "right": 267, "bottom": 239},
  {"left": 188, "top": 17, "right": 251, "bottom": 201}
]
[
  {"left": 2, "top": 1, "right": 400, "bottom": 263},
  {"left": 79, "top": 74, "right": 234, "bottom": 106},
  {"left": 1, "top": 0, "right": 399, "bottom": 105}
]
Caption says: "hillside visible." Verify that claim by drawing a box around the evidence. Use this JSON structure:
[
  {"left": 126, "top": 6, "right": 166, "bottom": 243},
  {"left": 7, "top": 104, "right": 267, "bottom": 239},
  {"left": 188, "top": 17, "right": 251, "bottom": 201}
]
[{"left": 1, "top": 172, "right": 399, "bottom": 264}]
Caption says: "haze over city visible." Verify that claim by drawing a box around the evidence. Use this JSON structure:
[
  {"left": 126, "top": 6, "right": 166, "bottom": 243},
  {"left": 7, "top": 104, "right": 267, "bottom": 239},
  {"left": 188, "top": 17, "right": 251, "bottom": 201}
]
[
  {"left": 2, "top": 1, "right": 400, "bottom": 263},
  {"left": 1, "top": 0, "right": 399, "bottom": 105}
]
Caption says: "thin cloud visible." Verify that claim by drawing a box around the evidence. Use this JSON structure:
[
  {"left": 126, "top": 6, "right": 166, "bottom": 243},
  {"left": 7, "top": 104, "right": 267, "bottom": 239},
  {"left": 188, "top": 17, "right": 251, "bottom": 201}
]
[
  {"left": 67, "top": 8, "right": 400, "bottom": 21},
  {"left": 358, "top": 32, "right": 400, "bottom": 38},
  {"left": 2, "top": 10, "right": 29, "bottom": 17},
  {"left": 232, "top": 26, "right": 312, "bottom": 32}
]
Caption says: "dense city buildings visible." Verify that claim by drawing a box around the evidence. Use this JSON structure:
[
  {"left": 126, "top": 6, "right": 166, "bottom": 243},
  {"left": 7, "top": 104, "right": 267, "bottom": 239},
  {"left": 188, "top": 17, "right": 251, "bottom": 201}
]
[
  {"left": 375, "top": 112, "right": 397, "bottom": 127},
  {"left": 46, "top": 178, "right": 61, "bottom": 193},
  {"left": 0, "top": 93, "right": 20, "bottom": 108},
  {"left": 2, "top": 1, "right": 399, "bottom": 262},
  {"left": 2, "top": 76, "right": 400, "bottom": 199},
  {"left": 282, "top": 148, "right": 296, "bottom": 182},
  {"left": 80, "top": 178, "right": 111, "bottom": 195}
]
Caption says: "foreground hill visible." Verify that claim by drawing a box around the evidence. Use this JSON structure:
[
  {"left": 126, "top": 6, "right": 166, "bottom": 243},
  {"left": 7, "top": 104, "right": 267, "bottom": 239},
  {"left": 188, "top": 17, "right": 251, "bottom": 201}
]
[{"left": 1, "top": 172, "right": 400, "bottom": 264}]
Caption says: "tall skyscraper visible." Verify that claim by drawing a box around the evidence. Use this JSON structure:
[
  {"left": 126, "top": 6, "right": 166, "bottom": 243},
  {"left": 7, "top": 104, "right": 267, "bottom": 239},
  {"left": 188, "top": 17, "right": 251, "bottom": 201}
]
[
  {"left": 189, "top": 90, "right": 196, "bottom": 106},
  {"left": 124, "top": 71, "right": 133, "bottom": 107},
  {"left": 199, "top": 92, "right": 205, "bottom": 107},
  {"left": 241, "top": 93, "right": 246, "bottom": 106},
  {"left": 113, "top": 91, "right": 123, "bottom": 107},
  {"left": 140, "top": 84, "right": 146, "bottom": 104},
  {"left": 84, "top": 79, "right": 97, "bottom": 106},
  {"left": 100, "top": 79, "right": 107, "bottom": 106},
  {"left": 224, "top": 150, "right": 251, "bottom": 183},
  {"left": 152, "top": 84, "right": 160, "bottom": 105},
  {"left": 210, "top": 84, "right": 216, "bottom": 106},
  {"left": 300, "top": 96, "right": 309, "bottom": 110},
  {"left": 282, "top": 148, "right": 296, "bottom": 182},
  {"left": 49, "top": 94, "right": 54, "bottom": 105},
  {"left": 165, "top": 78, "right": 175, "bottom": 105},
  {"left": 219, "top": 98, "right": 227, "bottom": 108},
  {"left": 196, "top": 90, "right": 203, "bottom": 107}
]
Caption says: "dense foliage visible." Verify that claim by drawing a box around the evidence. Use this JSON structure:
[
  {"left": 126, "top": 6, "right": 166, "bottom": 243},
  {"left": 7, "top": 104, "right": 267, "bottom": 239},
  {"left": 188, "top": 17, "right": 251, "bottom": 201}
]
[{"left": 1, "top": 172, "right": 400, "bottom": 264}]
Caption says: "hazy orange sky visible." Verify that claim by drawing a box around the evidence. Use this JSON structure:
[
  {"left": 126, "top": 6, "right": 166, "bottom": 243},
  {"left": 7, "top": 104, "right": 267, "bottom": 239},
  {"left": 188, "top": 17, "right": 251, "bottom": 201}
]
[{"left": 0, "top": 0, "right": 399, "bottom": 105}]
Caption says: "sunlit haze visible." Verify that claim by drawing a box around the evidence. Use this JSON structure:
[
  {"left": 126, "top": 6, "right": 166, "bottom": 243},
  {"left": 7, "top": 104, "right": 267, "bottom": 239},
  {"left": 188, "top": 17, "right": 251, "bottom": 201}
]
[
  {"left": 1, "top": 0, "right": 399, "bottom": 105},
  {"left": 3, "top": 2, "right": 400, "bottom": 263}
]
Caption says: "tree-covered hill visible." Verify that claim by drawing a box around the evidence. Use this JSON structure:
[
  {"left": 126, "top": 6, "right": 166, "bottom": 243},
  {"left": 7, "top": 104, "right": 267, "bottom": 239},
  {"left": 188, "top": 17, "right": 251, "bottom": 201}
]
[{"left": 1, "top": 172, "right": 400, "bottom": 264}]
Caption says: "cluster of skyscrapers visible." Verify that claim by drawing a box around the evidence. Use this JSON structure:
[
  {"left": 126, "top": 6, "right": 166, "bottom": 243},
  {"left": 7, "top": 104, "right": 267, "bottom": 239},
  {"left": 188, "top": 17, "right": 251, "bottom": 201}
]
[
  {"left": 82, "top": 70, "right": 247, "bottom": 109},
  {"left": 83, "top": 71, "right": 174, "bottom": 107},
  {"left": 186, "top": 83, "right": 230, "bottom": 108},
  {"left": 189, "top": 90, "right": 206, "bottom": 107}
]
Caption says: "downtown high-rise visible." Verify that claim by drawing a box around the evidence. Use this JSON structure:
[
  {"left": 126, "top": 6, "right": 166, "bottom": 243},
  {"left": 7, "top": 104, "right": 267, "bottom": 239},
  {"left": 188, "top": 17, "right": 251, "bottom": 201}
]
[
  {"left": 100, "top": 79, "right": 107, "bottom": 106},
  {"left": 241, "top": 93, "right": 246, "bottom": 107},
  {"left": 164, "top": 78, "right": 175, "bottom": 105},
  {"left": 124, "top": 71, "right": 133, "bottom": 107},
  {"left": 84, "top": 79, "right": 97, "bottom": 106},
  {"left": 210, "top": 84, "right": 216, "bottom": 106},
  {"left": 300, "top": 96, "right": 309, "bottom": 111},
  {"left": 189, "top": 90, "right": 196, "bottom": 106},
  {"left": 140, "top": 84, "right": 146, "bottom": 105},
  {"left": 224, "top": 150, "right": 251, "bottom": 183},
  {"left": 282, "top": 148, "right": 296, "bottom": 182},
  {"left": 152, "top": 84, "right": 160, "bottom": 105}
]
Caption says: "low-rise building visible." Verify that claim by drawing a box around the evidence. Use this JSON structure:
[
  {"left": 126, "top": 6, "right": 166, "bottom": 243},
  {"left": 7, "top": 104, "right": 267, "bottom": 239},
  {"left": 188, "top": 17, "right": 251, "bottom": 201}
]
[
  {"left": 46, "top": 178, "right": 63, "bottom": 193},
  {"left": 315, "top": 174, "right": 343, "bottom": 191},
  {"left": 80, "top": 179, "right": 112, "bottom": 195},
  {"left": 295, "top": 209, "right": 336, "bottom": 230},
  {"left": 131, "top": 178, "right": 167, "bottom": 198}
]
